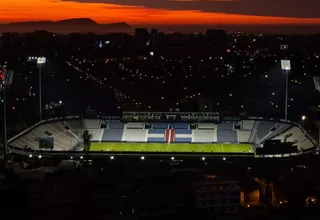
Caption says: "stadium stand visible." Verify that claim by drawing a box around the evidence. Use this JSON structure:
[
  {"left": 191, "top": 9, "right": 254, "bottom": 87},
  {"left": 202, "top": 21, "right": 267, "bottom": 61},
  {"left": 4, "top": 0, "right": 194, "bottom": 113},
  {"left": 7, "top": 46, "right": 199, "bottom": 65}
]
[
  {"left": 10, "top": 122, "right": 81, "bottom": 151},
  {"left": 254, "top": 121, "right": 277, "bottom": 142},
  {"left": 175, "top": 129, "right": 192, "bottom": 135},
  {"left": 87, "top": 129, "right": 104, "bottom": 142},
  {"left": 173, "top": 123, "right": 189, "bottom": 129},
  {"left": 147, "top": 129, "right": 165, "bottom": 142},
  {"left": 254, "top": 122, "right": 291, "bottom": 144},
  {"left": 174, "top": 138, "right": 192, "bottom": 143},
  {"left": 192, "top": 130, "right": 217, "bottom": 143},
  {"left": 125, "top": 123, "right": 145, "bottom": 129},
  {"left": 217, "top": 122, "right": 238, "bottom": 143},
  {"left": 152, "top": 123, "right": 169, "bottom": 129},
  {"left": 65, "top": 120, "right": 84, "bottom": 130},
  {"left": 237, "top": 130, "right": 251, "bottom": 143},
  {"left": 148, "top": 129, "right": 166, "bottom": 135},
  {"left": 147, "top": 137, "right": 165, "bottom": 143},
  {"left": 271, "top": 126, "right": 314, "bottom": 150},
  {"left": 121, "top": 129, "right": 148, "bottom": 142},
  {"left": 101, "top": 129, "right": 123, "bottom": 142},
  {"left": 108, "top": 120, "right": 125, "bottom": 129},
  {"left": 83, "top": 119, "right": 101, "bottom": 129},
  {"left": 197, "top": 123, "right": 216, "bottom": 129},
  {"left": 174, "top": 129, "right": 192, "bottom": 143}
]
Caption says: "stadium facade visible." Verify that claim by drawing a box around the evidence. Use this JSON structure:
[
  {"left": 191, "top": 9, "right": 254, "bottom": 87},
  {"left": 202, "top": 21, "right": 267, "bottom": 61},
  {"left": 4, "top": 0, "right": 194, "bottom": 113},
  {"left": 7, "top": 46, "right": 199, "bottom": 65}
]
[{"left": 7, "top": 112, "right": 318, "bottom": 159}]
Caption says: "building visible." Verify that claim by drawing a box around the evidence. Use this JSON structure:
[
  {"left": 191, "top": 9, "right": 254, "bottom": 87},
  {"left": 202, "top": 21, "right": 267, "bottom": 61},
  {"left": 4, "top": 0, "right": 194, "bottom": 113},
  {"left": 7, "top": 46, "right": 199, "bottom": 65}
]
[
  {"left": 135, "top": 28, "right": 150, "bottom": 45},
  {"left": 206, "top": 29, "right": 228, "bottom": 47},
  {"left": 193, "top": 176, "right": 240, "bottom": 216},
  {"left": 151, "top": 29, "right": 158, "bottom": 36}
]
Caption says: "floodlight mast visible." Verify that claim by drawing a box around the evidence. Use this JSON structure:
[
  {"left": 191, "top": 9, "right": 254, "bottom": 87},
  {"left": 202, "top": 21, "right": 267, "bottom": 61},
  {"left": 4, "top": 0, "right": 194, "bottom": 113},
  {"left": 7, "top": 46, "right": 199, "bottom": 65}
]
[
  {"left": 37, "top": 57, "right": 46, "bottom": 121},
  {"left": 285, "top": 71, "right": 288, "bottom": 120},
  {"left": 2, "top": 67, "right": 14, "bottom": 160},
  {"left": 3, "top": 79, "right": 7, "bottom": 158},
  {"left": 281, "top": 60, "right": 291, "bottom": 120}
]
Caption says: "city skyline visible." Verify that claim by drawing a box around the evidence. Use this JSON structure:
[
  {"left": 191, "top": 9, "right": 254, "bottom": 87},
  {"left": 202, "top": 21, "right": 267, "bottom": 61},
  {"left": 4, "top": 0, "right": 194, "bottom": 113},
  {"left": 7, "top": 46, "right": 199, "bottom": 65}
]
[{"left": 1, "top": 0, "right": 320, "bottom": 25}]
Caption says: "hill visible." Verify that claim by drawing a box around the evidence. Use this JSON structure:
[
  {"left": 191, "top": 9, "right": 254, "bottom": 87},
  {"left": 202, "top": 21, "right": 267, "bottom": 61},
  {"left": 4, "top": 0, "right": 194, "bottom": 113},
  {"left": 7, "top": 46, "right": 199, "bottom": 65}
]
[{"left": 0, "top": 18, "right": 132, "bottom": 33}]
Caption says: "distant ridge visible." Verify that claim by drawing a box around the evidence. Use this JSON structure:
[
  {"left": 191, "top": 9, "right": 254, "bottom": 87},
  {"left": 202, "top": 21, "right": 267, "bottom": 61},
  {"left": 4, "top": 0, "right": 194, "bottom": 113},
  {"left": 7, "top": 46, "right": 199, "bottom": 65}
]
[{"left": 0, "top": 18, "right": 132, "bottom": 33}]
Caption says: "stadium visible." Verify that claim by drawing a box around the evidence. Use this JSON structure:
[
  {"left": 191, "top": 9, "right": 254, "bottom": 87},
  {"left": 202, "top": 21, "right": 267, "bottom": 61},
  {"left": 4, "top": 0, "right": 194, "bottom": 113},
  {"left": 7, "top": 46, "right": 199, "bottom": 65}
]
[{"left": 6, "top": 112, "right": 318, "bottom": 160}]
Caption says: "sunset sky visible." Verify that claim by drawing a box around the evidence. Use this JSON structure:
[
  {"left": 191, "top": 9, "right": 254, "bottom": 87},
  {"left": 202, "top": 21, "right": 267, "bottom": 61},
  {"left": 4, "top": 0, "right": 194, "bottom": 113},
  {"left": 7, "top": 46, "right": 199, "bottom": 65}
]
[{"left": 1, "top": 0, "right": 320, "bottom": 25}]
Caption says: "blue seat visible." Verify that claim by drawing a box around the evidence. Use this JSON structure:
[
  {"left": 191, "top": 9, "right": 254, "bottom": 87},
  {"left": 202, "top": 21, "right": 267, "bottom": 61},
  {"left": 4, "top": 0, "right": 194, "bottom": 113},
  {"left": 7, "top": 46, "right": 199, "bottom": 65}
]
[{"left": 148, "top": 129, "right": 166, "bottom": 134}]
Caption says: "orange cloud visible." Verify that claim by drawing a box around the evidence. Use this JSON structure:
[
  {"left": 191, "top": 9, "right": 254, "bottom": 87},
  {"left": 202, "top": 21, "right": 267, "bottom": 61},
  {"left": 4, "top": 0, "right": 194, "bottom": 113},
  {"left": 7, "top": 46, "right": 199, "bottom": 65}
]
[{"left": 1, "top": 0, "right": 320, "bottom": 25}]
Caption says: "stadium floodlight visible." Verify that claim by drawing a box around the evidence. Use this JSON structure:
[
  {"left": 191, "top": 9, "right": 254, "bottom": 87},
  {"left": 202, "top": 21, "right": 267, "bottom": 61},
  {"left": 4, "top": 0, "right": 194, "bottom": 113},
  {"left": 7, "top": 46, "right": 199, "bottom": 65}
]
[
  {"left": 37, "top": 57, "right": 46, "bottom": 121},
  {"left": 27, "top": 56, "right": 46, "bottom": 121},
  {"left": 110, "top": 156, "right": 114, "bottom": 160},
  {"left": 37, "top": 57, "right": 46, "bottom": 66},
  {"left": 281, "top": 60, "right": 291, "bottom": 71},
  {"left": 171, "top": 157, "right": 175, "bottom": 160},
  {"left": 29, "top": 154, "right": 33, "bottom": 158},
  {"left": 281, "top": 60, "right": 291, "bottom": 120},
  {"left": 201, "top": 157, "right": 206, "bottom": 161},
  {"left": 223, "top": 157, "right": 226, "bottom": 161},
  {"left": 38, "top": 155, "right": 42, "bottom": 159},
  {"left": 80, "top": 156, "right": 83, "bottom": 159},
  {"left": 141, "top": 156, "right": 145, "bottom": 160},
  {"left": 70, "top": 156, "right": 73, "bottom": 159}
]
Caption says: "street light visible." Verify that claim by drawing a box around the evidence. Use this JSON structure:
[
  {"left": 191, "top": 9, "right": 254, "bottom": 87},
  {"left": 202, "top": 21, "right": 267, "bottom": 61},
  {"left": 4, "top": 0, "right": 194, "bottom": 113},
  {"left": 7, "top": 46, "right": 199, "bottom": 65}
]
[{"left": 301, "top": 115, "right": 307, "bottom": 121}]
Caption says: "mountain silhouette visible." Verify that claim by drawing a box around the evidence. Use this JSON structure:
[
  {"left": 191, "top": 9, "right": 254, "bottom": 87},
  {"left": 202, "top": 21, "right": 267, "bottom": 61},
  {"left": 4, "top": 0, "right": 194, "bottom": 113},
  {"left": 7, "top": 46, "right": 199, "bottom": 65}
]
[{"left": 0, "top": 18, "right": 132, "bottom": 33}]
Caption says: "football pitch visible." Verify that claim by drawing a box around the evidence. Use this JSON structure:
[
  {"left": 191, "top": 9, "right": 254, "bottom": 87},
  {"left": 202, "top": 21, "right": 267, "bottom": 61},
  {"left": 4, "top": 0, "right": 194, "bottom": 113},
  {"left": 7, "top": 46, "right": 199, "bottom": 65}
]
[{"left": 90, "top": 142, "right": 254, "bottom": 154}]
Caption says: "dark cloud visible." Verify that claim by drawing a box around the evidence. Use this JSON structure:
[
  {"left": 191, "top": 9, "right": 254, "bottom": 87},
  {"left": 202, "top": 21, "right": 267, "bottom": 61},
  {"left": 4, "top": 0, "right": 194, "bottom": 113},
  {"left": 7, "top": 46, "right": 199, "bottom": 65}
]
[{"left": 61, "top": 0, "right": 320, "bottom": 18}]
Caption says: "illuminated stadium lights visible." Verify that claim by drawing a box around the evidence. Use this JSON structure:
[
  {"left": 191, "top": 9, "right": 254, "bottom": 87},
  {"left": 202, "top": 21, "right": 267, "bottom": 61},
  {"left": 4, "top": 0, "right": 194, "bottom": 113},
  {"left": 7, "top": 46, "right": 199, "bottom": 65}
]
[
  {"left": 38, "top": 155, "right": 42, "bottom": 159},
  {"left": 80, "top": 156, "right": 83, "bottom": 159},
  {"left": 110, "top": 156, "right": 114, "bottom": 160},
  {"left": 223, "top": 157, "right": 226, "bottom": 161},
  {"left": 70, "top": 156, "right": 73, "bottom": 159},
  {"left": 201, "top": 157, "right": 206, "bottom": 161},
  {"left": 29, "top": 154, "right": 32, "bottom": 158},
  {"left": 141, "top": 156, "right": 145, "bottom": 160},
  {"left": 171, "top": 157, "right": 175, "bottom": 160},
  {"left": 301, "top": 115, "right": 307, "bottom": 121},
  {"left": 281, "top": 59, "right": 291, "bottom": 120}
]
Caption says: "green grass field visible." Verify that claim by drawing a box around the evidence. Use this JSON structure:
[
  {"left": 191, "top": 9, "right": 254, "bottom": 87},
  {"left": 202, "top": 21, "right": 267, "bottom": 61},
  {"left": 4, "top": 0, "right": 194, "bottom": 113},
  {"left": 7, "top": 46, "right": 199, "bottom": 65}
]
[{"left": 90, "top": 142, "right": 254, "bottom": 154}]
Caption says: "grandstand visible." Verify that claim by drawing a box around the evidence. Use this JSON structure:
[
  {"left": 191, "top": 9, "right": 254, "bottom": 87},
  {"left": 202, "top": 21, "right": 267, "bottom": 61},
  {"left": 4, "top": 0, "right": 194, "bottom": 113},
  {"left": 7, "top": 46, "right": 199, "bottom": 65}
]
[{"left": 7, "top": 113, "right": 318, "bottom": 158}]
